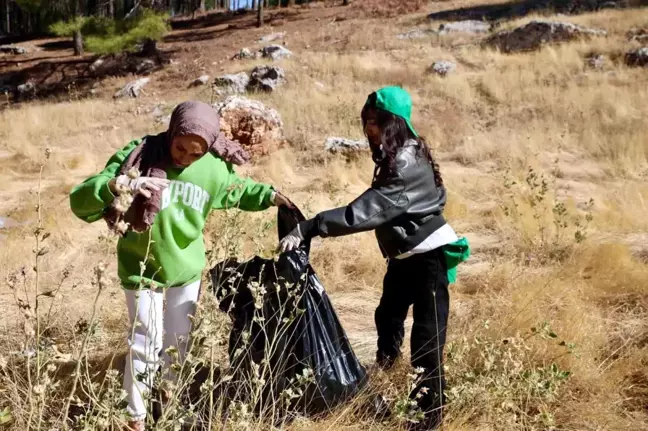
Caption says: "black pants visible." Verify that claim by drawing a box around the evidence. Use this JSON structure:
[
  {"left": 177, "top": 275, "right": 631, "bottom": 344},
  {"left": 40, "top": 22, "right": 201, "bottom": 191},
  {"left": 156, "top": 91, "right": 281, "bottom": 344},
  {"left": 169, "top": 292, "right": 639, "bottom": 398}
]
[{"left": 375, "top": 248, "right": 450, "bottom": 427}]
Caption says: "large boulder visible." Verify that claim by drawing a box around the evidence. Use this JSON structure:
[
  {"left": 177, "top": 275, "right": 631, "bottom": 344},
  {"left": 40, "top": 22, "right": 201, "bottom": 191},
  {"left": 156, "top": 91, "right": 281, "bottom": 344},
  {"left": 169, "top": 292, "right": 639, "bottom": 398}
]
[
  {"left": 248, "top": 65, "right": 285, "bottom": 92},
  {"left": 325, "top": 137, "right": 369, "bottom": 154},
  {"left": 625, "top": 47, "right": 648, "bottom": 68},
  {"left": 438, "top": 20, "right": 491, "bottom": 35},
  {"left": 213, "top": 72, "right": 250, "bottom": 94},
  {"left": 261, "top": 45, "right": 293, "bottom": 61},
  {"left": 483, "top": 21, "right": 607, "bottom": 53},
  {"left": 213, "top": 96, "right": 284, "bottom": 157}
]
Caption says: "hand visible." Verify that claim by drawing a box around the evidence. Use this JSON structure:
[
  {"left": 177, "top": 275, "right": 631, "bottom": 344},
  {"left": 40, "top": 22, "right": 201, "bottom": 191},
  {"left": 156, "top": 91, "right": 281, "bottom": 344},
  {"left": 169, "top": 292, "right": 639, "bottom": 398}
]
[
  {"left": 115, "top": 175, "right": 170, "bottom": 199},
  {"left": 279, "top": 224, "right": 304, "bottom": 253},
  {"left": 271, "top": 191, "right": 294, "bottom": 208}
]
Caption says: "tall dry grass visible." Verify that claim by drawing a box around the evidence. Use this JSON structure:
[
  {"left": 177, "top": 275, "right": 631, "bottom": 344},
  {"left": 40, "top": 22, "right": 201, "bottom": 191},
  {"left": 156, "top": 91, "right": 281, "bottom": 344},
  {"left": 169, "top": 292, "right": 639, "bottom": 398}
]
[{"left": 1, "top": 1, "right": 647, "bottom": 429}]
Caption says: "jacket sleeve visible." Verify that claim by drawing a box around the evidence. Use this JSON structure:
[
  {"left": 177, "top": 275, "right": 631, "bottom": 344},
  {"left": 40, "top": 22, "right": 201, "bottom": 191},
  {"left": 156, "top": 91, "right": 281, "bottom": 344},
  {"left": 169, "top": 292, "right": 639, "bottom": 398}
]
[
  {"left": 312, "top": 172, "right": 409, "bottom": 238},
  {"left": 213, "top": 163, "right": 275, "bottom": 211},
  {"left": 69, "top": 141, "right": 139, "bottom": 223}
]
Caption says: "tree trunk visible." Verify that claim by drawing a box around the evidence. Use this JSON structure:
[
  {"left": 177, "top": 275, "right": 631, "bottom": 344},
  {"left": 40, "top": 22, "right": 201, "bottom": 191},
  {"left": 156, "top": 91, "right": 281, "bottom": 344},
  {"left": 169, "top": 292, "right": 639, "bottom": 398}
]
[
  {"left": 109, "top": 0, "right": 115, "bottom": 17},
  {"left": 199, "top": 0, "right": 205, "bottom": 11},
  {"left": 73, "top": 29, "right": 84, "bottom": 56},
  {"left": 288, "top": 0, "right": 295, "bottom": 6},
  {"left": 251, "top": 0, "right": 256, "bottom": 9},
  {"left": 5, "top": 0, "right": 10, "bottom": 35},
  {"left": 142, "top": 38, "right": 158, "bottom": 57},
  {"left": 257, "top": 0, "right": 263, "bottom": 27}
]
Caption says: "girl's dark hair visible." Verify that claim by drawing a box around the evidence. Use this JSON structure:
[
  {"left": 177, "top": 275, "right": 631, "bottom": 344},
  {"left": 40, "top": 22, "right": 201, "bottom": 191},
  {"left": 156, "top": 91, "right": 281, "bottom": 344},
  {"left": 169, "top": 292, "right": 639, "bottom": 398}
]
[{"left": 361, "top": 95, "right": 443, "bottom": 187}]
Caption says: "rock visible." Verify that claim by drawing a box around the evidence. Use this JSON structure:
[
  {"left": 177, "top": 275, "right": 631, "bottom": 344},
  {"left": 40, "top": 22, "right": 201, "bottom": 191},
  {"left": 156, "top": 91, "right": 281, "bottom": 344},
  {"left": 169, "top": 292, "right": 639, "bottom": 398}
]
[
  {"left": 17, "top": 82, "right": 35, "bottom": 93},
  {"left": 232, "top": 47, "right": 260, "bottom": 60},
  {"left": 248, "top": 65, "right": 285, "bottom": 92},
  {"left": 628, "top": 28, "right": 648, "bottom": 42},
  {"left": 190, "top": 75, "right": 210, "bottom": 87},
  {"left": 586, "top": 53, "right": 605, "bottom": 69},
  {"left": 0, "top": 45, "right": 28, "bottom": 55},
  {"left": 151, "top": 104, "right": 165, "bottom": 118},
  {"left": 396, "top": 29, "right": 437, "bottom": 40},
  {"left": 132, "top": 58, "right": 156, "bottom": 75},
  {"left": 213, "top": 96, "right": 284, "bottom": 157},
  {"left": 157, "top": 114, "right": 171, "bottom": 126},
  {"left": 325, "top": 137, "right": 369, "bottom": 153},
  {"left": 113, "top": 77, "right": 150, "bottom": 99},
  {"left": 625, "top": 47, "right": 648, "bottom": 67},
  {"left": 483, "top": 21, "right": 607, "bottom": 54},
  {"left": 257, "top": 32, "right": 286, "bottom": 43},
  {"left": 438, "top": 20, "right": 491, "bottom": 35},
  {"left": 261, "top": 45, "right": 293, "bottom": 61},
  {"left": 315, "top": 81, "right": 326, "bottom": 89},
  {"left": 428, "top": 60, "right": 456, "bottom": 76},
  {"left": 213, "top": 72, "right": 250, "bottom": 94},
  {"left": 0, "top": 216, "right": 20, "bottom": 229},
  {"left": 89, "top": 57, "right": 106, "bottom": 73}
]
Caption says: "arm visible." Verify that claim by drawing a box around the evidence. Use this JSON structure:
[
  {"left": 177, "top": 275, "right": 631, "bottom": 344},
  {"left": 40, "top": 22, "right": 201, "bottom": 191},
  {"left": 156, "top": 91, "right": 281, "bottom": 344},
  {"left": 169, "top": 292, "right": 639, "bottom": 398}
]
[
  {"left": 306, "top": 171, "right": 409, "bottom": 238},
  {"left": 213, "top": 163, "right": 275, "bottom": 211},
  {"left": 69, "top": 141, "right": 139, "bottom": 223}
]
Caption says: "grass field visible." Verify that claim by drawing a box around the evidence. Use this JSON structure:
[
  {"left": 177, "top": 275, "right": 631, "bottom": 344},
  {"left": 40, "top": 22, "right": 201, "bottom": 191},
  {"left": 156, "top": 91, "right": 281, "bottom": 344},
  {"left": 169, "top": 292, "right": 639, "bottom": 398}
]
[{"left": 0, "top": 1, "right": 647, "bottom": 429}]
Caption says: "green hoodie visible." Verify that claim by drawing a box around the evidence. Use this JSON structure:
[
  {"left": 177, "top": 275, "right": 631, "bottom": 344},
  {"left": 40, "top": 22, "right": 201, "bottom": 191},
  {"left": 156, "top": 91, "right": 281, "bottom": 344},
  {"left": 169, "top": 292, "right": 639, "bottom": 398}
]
[{"left": 70, "top": 140, "right": 275, "bottom": 289}]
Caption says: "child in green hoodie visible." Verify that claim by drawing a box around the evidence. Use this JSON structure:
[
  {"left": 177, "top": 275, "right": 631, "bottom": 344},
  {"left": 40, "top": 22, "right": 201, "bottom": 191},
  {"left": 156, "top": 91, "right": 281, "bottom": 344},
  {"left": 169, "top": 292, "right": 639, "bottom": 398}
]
[{"left": 70, "top": 101, "right": 291, "bottom": 430}]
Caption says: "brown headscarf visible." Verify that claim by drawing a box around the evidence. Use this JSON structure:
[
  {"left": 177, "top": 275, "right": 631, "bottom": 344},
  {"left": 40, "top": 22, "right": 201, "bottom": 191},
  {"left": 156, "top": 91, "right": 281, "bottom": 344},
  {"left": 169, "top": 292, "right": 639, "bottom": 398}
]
[{"left": 105, "top": 101, "right": 250, "bottom": 233}]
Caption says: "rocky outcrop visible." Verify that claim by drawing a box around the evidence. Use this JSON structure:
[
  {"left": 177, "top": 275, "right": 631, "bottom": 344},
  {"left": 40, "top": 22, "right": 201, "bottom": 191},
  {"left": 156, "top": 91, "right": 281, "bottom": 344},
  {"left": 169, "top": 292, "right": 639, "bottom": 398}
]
[
  {"left": 248, "top": 66, "right": 285, "bottom": 92},
  {"left": 325, "top": 137, "right": 369, "bottom": 153},
  {"left": 261, "top": 45, "right": 293, "bottom": 61},
  {"left": 213, "top": 72, "right": 251, "bottom": 94},
  {"left": 483, "top": 21, "right": 607, "bottom": 53},
  {"left": 438, "top": 20, "right": 491, "bottom": 35}
]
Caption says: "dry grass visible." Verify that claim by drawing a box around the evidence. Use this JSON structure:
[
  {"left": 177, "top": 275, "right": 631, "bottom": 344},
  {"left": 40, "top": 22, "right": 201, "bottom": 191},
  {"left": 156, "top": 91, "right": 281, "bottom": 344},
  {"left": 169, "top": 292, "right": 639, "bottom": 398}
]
[{"left": 1, "top": 1, "right": 648, "bottom": 429}]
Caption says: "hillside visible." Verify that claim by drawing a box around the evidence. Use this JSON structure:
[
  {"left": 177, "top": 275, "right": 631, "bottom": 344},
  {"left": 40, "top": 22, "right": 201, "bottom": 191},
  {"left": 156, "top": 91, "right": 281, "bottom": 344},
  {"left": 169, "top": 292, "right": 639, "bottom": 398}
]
[{"left": 1, "top": 0, "right": 647, "bottom": 429}]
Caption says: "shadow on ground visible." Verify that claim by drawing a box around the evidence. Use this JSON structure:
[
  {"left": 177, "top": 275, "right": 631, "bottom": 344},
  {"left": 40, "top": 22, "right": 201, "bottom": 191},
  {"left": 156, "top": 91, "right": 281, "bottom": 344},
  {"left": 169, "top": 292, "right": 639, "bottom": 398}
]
[
  {"left": 0, "top": 50, "right": 172, "bottom": 105},
  {"left": 428, "top": 0, "right": 644, "bottom": 22}
]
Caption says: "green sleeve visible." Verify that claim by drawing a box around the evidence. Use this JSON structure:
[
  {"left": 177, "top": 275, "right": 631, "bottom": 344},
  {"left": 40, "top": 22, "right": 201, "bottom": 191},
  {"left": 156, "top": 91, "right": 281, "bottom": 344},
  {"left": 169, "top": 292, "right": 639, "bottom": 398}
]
[
  {"left": 69, "top": 140, "right": 140, "bottom": 223},
  {"left": 213, "top": 163, "right": 275, "bottom": 211}
]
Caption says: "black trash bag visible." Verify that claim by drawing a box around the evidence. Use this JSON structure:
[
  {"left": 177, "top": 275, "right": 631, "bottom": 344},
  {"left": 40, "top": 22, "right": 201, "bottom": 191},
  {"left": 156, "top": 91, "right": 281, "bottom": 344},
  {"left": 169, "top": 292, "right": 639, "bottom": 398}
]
[{"left": 211, "top": 205, "right": 367, "bottom": 417}]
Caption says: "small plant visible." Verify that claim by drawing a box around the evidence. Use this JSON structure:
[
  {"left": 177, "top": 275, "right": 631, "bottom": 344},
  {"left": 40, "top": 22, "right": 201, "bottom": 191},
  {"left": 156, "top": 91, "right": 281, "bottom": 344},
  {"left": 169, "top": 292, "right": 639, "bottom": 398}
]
[
  {"left": 444, "top": 321, "right": 575, "bottom": 428},
  {"left": 500, "top": 166, "right": 594, "bottom": 264},
  {"left": 393, "top": 367, "right": 426, "bottom": 424}
]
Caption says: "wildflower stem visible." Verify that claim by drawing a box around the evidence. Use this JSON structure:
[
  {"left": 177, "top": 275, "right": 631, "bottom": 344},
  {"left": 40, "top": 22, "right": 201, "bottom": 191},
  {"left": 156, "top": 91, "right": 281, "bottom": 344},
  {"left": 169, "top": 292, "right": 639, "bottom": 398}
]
[{"left": 61, "top": 266, "right": 105, "bottom": 429}]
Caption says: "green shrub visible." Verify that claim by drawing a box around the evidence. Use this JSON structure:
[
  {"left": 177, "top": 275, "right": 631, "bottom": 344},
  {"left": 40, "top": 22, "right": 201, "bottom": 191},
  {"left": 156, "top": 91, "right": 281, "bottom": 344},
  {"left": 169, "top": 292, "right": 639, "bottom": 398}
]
[{"left": 49, "top": 10, "right": 169, "bottom": 55}]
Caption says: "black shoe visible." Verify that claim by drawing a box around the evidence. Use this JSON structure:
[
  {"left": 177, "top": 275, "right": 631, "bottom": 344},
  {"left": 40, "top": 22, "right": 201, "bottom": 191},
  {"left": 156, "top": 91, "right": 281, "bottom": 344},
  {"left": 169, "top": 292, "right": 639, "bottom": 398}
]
[{"left": 375, "top": 351, "right": 400, "bottom": 371}]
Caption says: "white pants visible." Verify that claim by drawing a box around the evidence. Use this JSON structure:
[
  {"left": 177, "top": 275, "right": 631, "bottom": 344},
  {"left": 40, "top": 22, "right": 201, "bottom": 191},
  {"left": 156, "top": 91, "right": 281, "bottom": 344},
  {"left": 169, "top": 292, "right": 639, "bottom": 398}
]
[{"left": 123, "top": 281, "right": 201, "bottom": 420}]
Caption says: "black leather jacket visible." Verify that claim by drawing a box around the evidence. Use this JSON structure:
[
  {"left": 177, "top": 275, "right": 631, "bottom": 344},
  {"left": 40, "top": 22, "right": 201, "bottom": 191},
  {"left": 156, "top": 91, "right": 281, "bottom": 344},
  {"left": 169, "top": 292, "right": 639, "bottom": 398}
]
[{"left": 308, "top": 141, "right": 447, "bottom": 258}]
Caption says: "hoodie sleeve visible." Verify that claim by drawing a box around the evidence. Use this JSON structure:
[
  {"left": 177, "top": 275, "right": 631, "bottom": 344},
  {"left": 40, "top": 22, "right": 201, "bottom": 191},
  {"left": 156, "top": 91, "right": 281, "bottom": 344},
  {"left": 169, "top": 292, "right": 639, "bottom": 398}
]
[
  {"left": 69, "top": 141, "right": 139, "bottom": 223},
  {"left": 212, "top": 163, "right": 275, "bottom": 211}
]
